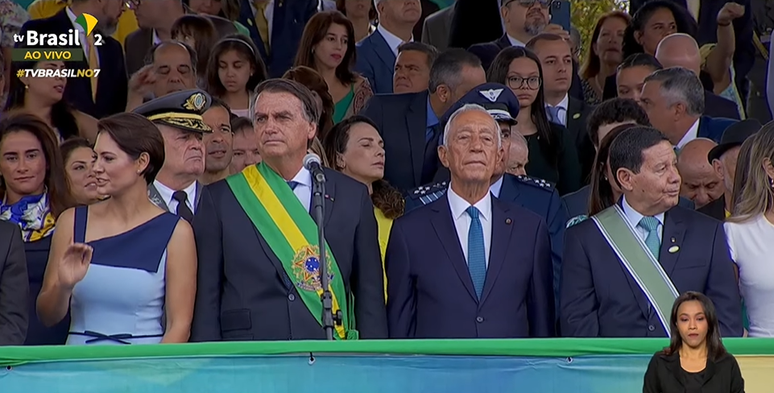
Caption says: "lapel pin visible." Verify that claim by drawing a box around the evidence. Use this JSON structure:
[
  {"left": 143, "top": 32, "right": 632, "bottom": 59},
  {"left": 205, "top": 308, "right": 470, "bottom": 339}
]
[
  {"left": 668, "top": 246, "right": 679, "bottom": 253},
  {"left": 505, "top": 218, "right": 512, "bottom": 224},
  {"left": 247, "top": 19, "right": 253, "bottom": 26},
  {"left": 573, "top": 113, "right": 581, "bottom": 119},
  {"left": 671, "top": 237, "right": 675, "bottom": 243},
  {"left": 324, "top": 195, "right": 334, "bottom": 201}
]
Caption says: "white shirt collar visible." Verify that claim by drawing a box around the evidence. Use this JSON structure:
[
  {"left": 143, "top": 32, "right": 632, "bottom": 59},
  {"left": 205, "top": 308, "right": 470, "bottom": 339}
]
[
  {"left": 377, "top": 24, "right": 411, "bottom": 56},
  {"left": 65, "top": 7, "right": 81, "bottom": 32},
  {"left": 288, "top": 166, "right": 312, "bottom": 189},
  {"left": 447, "top": 183, "right": 491, "bottom": 223},
  {"left": 621, "top": 195, "right": 665, "bottom": 229},
  {"left": 507, "top": 34, "right": 526, "bottom": 47},
  {"left": 489, "top": 176, "right": 504, "bottom": 198},
  {"left": 676, "top": 118, "right": 700, "bottom": 150},
  {"left": 152, "top": 29, "right": 162, "bottom": 45},
  {"left": 556, "top": 94, "right": 569, "bottom": 110},
  {"left": 153, "top": 179, "right": 198, "bottom": 209}
]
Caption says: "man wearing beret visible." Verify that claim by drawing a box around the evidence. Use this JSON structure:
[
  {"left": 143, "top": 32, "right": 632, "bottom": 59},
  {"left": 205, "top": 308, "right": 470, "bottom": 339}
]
[
  {"left": 404, "top": 82, "right": 567, "bottom": 314},
  {"left": 133, "top": 89, "right": 211, "bottom": 221}
]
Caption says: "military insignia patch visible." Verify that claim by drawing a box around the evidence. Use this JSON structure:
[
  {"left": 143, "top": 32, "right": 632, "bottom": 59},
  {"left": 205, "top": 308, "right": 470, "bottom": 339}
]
[
  {"left": 479, "top": 89, "right": 503, "bottom": 103},
  {"left": 292, "top": 245, "right": 334, "bottom": 291},
  {"left": 183, "top": 93, "right": 207, "bottom": 111}
]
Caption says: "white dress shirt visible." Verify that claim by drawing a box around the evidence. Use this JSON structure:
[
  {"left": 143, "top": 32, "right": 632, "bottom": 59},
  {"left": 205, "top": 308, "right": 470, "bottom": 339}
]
[
  {"left": 621, "top": 196, "right": 664, "bottom": 243},
  {"left": 545, "top": 94, "right": 569, "bottom": 126},
  {"left": 152, "top": 29, "right": 162, "bottom": 46},
  {"left": 489, "top": 176, "right": 504, "bottom": 198},
  {"left": 66, "top": 7, "right": 99, "bottom": 66},
  {"left": 447, "top": 185, "right": 492, "bottom": 267},
  {"left": 154, "top": 180, "right": 198, "bottom": 214},
  {"left": 507, "top": 34, "right": 526, "bottom": 48},
  {"left": 378, "top": 24, "right": 412, "bottom": 56},
  {"left": 251, "top": 0, "right": 275, "bottom": 43},
  {"left": 676, "top": 118, "right": 700, "bottom": 150},
  {"left": 287, "top": 166, "right": 313, "bottom": 212}
]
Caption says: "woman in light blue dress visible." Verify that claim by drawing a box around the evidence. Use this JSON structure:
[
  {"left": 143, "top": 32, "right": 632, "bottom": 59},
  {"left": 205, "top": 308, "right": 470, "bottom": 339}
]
[{"left": 36, "top": 113, "right": 197, "bottom": 345}]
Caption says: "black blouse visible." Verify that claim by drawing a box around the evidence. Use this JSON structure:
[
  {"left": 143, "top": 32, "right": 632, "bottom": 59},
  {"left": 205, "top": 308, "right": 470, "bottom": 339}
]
[{"left": 643, "top": 351, "right": 745, "bottom": 393}]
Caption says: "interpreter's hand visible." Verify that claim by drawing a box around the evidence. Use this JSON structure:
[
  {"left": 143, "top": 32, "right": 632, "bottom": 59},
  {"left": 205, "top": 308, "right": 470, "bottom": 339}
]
[
  {"left": 544, "top": 24, "right": 571, "bottom": 41},
  {"left": 717, "top": 3, "right": 745, "bottom": 25},
  {"left": 128, "top": 64, "right": 156, "bottom": 96},
  {"left": 58, "top": 243, "right": 93, "bottom": 289}
]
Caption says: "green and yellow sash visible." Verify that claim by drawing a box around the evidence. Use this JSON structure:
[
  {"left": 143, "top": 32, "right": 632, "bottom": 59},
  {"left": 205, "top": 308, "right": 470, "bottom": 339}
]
[{"left": 226, "top": 163, "right": 355, "bottom": 340}]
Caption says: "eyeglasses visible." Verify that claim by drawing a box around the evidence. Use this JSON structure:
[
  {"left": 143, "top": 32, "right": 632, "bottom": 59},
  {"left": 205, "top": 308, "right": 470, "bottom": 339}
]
[
  {"left": 507, "top": 76, "right": 541, "bottom": 90},
  {"left": 503, "top": 0, "right": 552, "bottom": 9}
]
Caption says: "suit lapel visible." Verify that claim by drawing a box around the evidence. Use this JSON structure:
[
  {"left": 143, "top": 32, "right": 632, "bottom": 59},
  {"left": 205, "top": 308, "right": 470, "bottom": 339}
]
[
  {"left": 497, "top": 34, "right": 511, "bottom": 49},
  {"left": 408, "top": 93, "right": 429, "bottom": 185},
  {"left": 322, "top": 171, "right": 336, "bottom": 226},
  {"left": 658, "top": 208, "right": 685, "bottom": 276},
  {"left": 480, "top": 198, "right": 512, "bottom": 304},
  {"left": 430, "top": 196, "right": 477, "bottom": 301},
  {"left": 497, "top": 175, "right": 522, "bottom": 206},
  {"left": 567, "top": 98, "right": 583, "bottom": 136},
  {"left": 371, "top": 31, "right": 397, "bottom": 72}
]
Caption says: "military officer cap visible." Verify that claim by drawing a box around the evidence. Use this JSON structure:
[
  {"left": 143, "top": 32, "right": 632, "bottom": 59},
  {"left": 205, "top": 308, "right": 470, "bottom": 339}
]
[
  {"left": 132, "top": 89, "right": 213, "bottom": 133},
  {"left": 443, "top": 82, "right": 520, "bottom": 125}
]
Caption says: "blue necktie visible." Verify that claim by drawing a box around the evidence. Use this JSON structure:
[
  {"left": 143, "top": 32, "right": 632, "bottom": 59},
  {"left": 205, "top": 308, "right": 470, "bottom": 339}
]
[
  {"left": 426, "top": 123, "right": 439, "bottom": 143},
  {"left": 637, "top": 216, "right": 661, "bottom": 260},
  {"left": 466, "top": 206, "right": 487, "bottom": 299},
  {"left": 546, "top": 106, "right": 562, "bottom": 125},
  {"left": 287, "top": 181, "right": 299, "bottom": 190}
]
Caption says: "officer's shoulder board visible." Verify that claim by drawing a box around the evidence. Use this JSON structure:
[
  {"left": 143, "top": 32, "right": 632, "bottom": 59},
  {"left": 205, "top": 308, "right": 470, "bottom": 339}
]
[
  {"left": 515, "top": 175, "right": 555, "bottom": 192},
  {"left": 408, "top": 181, "right": 449, "bottom": 199}
]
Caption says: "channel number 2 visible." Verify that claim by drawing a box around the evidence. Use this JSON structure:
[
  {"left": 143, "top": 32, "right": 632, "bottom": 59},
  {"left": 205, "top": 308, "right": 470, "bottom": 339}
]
[{"left": 93, "top": 34, "right": 104, "bottom": 46}]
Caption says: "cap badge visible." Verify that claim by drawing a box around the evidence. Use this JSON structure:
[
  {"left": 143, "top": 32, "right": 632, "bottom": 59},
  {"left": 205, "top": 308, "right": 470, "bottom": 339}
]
[
  {"left": 183, "top": 93, "right": 207, "bottom": 112},
  {"left": 479, "top": 89, "right": 503, "bottom": 103}
]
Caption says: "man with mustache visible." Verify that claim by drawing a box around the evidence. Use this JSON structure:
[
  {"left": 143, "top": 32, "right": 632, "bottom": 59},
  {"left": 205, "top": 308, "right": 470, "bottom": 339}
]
[
  {"left": 561, "top": 126, "right": 743, "bottom": 338},
  {"left": 134, "top": 89, "right": 211, "bottom": 222},
  {"left": 200, "top": 98, "right": 234, "bottom": 185},
  {"left": 17, "top": 0, "right": 128, "bottom": 118}
]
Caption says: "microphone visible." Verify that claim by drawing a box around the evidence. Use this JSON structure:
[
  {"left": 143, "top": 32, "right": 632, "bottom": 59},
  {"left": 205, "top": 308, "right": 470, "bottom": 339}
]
[{"left": 303, "top": 153, "right": 326, "bottom": 183}]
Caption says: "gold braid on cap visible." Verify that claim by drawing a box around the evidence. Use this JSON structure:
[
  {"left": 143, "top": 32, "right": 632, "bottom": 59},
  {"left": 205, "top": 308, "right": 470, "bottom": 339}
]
[{"left": 147, "top": 112, "right": 212, "bottom": 131}]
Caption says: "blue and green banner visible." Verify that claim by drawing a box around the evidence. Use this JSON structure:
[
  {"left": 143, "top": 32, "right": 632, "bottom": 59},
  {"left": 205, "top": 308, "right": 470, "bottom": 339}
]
[{"left": 2, "top": 339, "right": 774, "bottom": 392}]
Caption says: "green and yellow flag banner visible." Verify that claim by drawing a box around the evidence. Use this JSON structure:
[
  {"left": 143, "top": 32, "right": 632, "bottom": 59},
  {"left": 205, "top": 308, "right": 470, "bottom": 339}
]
[{"left": 226, "top": 163, "right": 353, "bottom": 340}]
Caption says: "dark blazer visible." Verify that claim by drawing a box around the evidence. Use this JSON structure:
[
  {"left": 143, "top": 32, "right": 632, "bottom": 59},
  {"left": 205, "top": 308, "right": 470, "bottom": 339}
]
[
  {"left": 23, "top": 236, "right": 69, "bottom": 345},
  {"left": 562, "top": 185, "right": 696, "bottom": 225},
  {"left": 698, "top": 115, "right": 737, "bottom": 143},
  {"left": 18, "top": 10, "right": 127, "bottom": 118},
  {"left": 525, "top": 122, "right": 583, "bottom": 195},
  {"left": 697, "top": 195, "right": 726, "bottom": 221},
  {"left": 386, "top": 193, "right": 555, "bottom": 338},
  {"left": 360, "top": 91, "right": 437, "bottom": 191},
  {"left": 190, "top": 169, "right": 387, "bottom": 341},
  {"left": 356, "top": 30, "right": 397, "bottom": 94},
  {"left": 421, "top": 6, "right": 454, "bottom": 52},
  {"left": 705, "top": 91, "right": 741, "bottom": 120},
  {"left": 125, "top": 15, "right": 238, "bottom": 76},
  {"left": 0, "top": 221, "right": 27, "bottom": 345},
  {"left": 643, "top": 351, "right": 745, "bottom": 393},
  {"left": 560, "top": 204, "right": 744, "bottom": 338},
  {"left": 238, "top": 0, "right": 316, "bottom": 78},
  {"left": 564, "top": 96, "right": 595, "bottom": 182}
]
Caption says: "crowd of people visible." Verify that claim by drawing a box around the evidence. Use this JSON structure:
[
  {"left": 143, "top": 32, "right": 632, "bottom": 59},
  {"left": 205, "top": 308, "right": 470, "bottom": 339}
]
[{"left": 0, "top": 0, "right": 770, "bottom": 378}]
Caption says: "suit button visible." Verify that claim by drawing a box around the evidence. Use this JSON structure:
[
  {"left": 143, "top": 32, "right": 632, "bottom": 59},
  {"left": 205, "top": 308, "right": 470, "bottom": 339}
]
[
  {"left": 476, "top": 317, "right": 484, "bottom": 323},
  {"left": 648, "top": 325, "right": 655, "bottom": 332},
  {"left": 288, "top": 294, "right": 296, "bottom": 301}
]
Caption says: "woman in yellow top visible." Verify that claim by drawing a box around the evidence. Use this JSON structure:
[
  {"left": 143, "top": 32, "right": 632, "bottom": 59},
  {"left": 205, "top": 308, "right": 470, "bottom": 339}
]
[{"left": 322, "top": 115, "right": 404, "bottom": 299}]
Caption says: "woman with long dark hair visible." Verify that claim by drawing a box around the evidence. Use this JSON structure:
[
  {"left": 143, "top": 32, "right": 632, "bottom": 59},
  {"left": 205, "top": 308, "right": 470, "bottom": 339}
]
[
  {"left": 579, "top": 11, "right": 630, "bottom": 104},
  {"left": 487, "top": 46, "right": 581, "bottom": 195},
  {"left": 643, "top": 291, "right": 744, "bottom": 393},
  {"left": 60, "top": 137, "right": 101, "bottom": 206},
  {"left": 206, "top": 35, "right": 267, "bottom": 118},
  {"left": 322, "top": 115, "right": 403, "bottom": 297},
  {"left": 0, "top": 112, "right": 74, "bottom": 345}
]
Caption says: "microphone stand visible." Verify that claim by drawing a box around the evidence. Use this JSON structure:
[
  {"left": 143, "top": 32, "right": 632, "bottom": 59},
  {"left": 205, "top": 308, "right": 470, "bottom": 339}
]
[{"left": 311, "top": 172, "right": 338, "bottom": 340}]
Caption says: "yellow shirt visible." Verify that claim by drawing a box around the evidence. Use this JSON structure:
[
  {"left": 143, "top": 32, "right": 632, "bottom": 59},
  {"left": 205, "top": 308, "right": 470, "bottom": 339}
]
[
  {"left": 374, "top": 207, "right": 393, "bottom": 301},
  {"left": 27, "top": 0, "right": 139, "bottom": 47}
]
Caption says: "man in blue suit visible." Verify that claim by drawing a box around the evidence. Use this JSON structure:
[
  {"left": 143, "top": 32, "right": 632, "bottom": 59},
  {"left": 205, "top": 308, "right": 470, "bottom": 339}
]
[
  {"left": 403, "top": 83, "right": 566, "bottom": 310},
  {"left": 356, "top": 0, "right": 421, "bottom": 93},
  {"left": 386, "top": 103, "right": 555, "bottom": 339},
  {"left": 238, "top": 0, "right": 317, "bottom": 78},
  {"left": 640, "top": 67, "right": 736, "bottom": 149},
  {"left": 560, "top": 126, "right": 743, "bottom": 338}
]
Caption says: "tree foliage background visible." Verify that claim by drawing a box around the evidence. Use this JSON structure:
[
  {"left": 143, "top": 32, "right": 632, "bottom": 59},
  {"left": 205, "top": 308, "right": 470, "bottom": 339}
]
[{"left": 570, "top": 0, "right": 629, "bottom": 62}]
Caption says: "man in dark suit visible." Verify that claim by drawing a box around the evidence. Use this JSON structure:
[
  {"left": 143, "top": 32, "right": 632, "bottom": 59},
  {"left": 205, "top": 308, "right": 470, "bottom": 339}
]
[
  {"left": 0, "top": 220, "right": 28, "bottom": 345},
  {"left": 700, "top": 119, "right": 761, "bottom": 220},
  {"left": 237, "top": 0, "right": 317, "bottom": 78},
  {"left": 126, "top": 0, "right": 237, "bottom": 76},
  {"left": 386, "top": 103, "right": 554, "bottom": 338},
  {"left": 18, "top": 0, "right": 127, "bottom": 118},
  {"left": 403, "top": 83, "right": 566, "bottom": 310},
  {"left": 527, "top": 33, "right": 595, "bottom": 181},
  {"left": 133, "top": 89, "right": 212, "bottom": 219},
  {"left": 421, "top": 5, "right": 454, "bottom": 52},
  {"left": 641, "top": 67, "right": 736, "bottom": 147},
  {"left": 361, "top": 49, "right": 486, "bottom": 191},
  {"left": 561, "top": 126, "right": 743, "bottom": 338},
  {"left": 191, "top": 79, "right": 387, "bottom": 341},
  {"left": 655, "top": 33, "right": 741, "bottom": 120},
  {"left": 356, "top": 0, "right": 421, "bottom": 94}
]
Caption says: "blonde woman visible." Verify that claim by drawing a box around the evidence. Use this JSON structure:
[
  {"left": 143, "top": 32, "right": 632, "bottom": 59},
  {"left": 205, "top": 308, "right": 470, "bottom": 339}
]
[{"left": 725, "top": 125, "right": 773, "bottom": 337}]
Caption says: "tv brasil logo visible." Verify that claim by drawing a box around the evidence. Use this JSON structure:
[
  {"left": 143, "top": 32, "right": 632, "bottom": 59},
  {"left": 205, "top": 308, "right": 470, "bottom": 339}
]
[{"left": 12, "top": 13, "right": 103, "bottom": 62}]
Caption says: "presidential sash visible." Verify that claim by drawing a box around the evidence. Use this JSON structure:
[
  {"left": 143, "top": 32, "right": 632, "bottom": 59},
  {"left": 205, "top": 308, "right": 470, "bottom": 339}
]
[
  {"left": 226, "top": 163, "right": 354, "bottom": 340},
  {"left": 592, "top": 205, "right": 679, "bottom": 336}
]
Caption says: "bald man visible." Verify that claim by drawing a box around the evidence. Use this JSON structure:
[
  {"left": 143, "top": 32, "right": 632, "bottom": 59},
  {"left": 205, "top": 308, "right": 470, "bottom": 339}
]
[
  {"left": 654, "top": 34, "right": 740, "bottom": 120},
  {"left": 677, "top": 138, "right": 724, "bottom": 209},
  {"left": 506, "top": 133, "right": 529, "bottom": 176}
]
